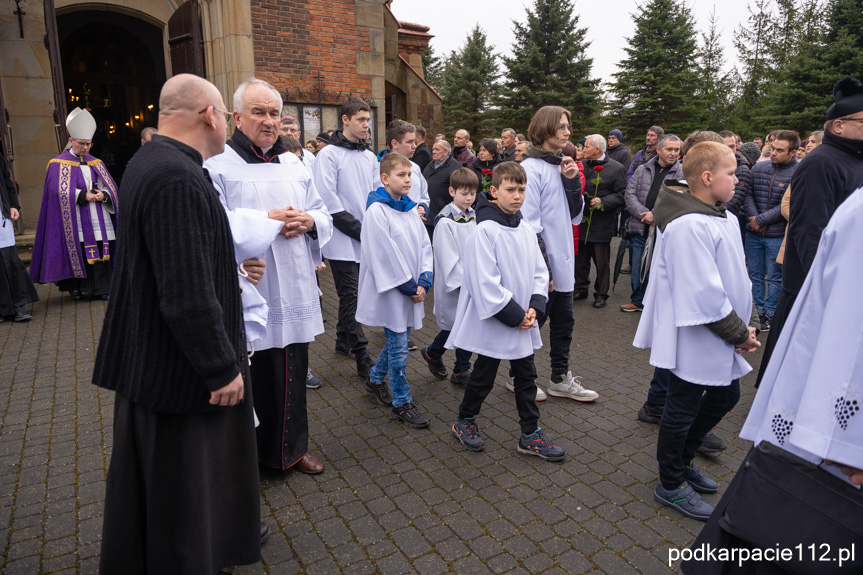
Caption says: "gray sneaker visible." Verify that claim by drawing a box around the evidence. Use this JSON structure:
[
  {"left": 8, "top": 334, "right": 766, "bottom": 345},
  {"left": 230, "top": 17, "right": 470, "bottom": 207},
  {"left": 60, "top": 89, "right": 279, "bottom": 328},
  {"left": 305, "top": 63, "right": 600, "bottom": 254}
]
[
  {"left": 505, "top": 378, "right": 547, "bottom": 401},
  {"left": 654, "top": 482, "right": 714, "bottom": 521},
  {"left": 546, "top": 372, "right": 598, "bottom": 402}
]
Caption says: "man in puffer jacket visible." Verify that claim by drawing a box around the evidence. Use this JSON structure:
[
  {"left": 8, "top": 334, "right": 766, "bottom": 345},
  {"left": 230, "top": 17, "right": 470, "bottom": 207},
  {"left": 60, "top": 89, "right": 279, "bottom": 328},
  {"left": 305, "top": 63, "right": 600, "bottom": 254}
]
[{"left": 743, "top": 130, "right": 800, "bottom": 332}]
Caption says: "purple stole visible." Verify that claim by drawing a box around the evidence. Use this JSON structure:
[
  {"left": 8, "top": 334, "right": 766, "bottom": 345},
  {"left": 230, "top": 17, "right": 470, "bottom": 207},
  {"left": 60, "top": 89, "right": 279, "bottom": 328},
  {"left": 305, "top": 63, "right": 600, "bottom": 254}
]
[{"left": 73, "top": 160, "right": 113, "bottom": 263}]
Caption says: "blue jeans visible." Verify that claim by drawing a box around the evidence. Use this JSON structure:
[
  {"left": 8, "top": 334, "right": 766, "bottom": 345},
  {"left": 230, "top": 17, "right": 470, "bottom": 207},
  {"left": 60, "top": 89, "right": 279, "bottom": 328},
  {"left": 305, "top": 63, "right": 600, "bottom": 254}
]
[
  {"left": 370, "top": 328, "right": 412, "bottom": 407},
  {"left": 629, "top": 234, "right": 647, "bottom": 308},
  {"left": 744, "top": 232, "right": 783, "bottom": 316},
  {"left": 427, "top": 330, "right": 472, "bottom": 373}
]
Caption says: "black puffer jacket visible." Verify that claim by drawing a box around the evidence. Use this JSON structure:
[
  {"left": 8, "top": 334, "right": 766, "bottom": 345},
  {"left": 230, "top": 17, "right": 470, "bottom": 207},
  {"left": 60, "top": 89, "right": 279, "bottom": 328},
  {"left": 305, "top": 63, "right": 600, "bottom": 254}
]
[
  {"left": 744, "top": 157, "right": 798, "bottom": 238},
  {"left": 725, "top": 152, "right": 751, "bottom": 217}
]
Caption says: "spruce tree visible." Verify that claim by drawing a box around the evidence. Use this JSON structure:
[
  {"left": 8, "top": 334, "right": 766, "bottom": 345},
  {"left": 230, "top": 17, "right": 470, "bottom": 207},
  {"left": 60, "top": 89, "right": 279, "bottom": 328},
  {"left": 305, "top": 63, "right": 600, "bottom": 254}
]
[
  {"left": 496, "top": 0, "right": 599, "bottom": 134},
  {"left": 421, "top": 45, "right": 443, "bottom": 92},
  {"left": 438, "top": 25, "right": 500, "bottom": 138},
  {"left": 607, "top": 0, "right": 703, "bottom": 137},
  {"left": 698, "top": 9, "right": 734, "bottom": 130},
  {"left": 734, "top": 0, "right": 774, "bottom": 131}
]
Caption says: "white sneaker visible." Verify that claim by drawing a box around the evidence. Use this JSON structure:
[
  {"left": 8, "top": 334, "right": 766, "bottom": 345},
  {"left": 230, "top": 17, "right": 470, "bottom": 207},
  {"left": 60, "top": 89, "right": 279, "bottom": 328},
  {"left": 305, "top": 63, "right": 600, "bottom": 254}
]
[
  {"left": 505, "top": 378, "right": 547, "bottom": 402},
  {"left": 546, "top": 372, "right": 598, "bottom": 402}
]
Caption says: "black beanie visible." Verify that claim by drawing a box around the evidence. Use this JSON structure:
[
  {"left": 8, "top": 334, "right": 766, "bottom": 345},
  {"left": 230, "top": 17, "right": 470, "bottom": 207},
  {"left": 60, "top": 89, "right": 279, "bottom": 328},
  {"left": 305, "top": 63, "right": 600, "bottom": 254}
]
[{"left": 826, "top": 77, "right": 863, "bottom": 120}]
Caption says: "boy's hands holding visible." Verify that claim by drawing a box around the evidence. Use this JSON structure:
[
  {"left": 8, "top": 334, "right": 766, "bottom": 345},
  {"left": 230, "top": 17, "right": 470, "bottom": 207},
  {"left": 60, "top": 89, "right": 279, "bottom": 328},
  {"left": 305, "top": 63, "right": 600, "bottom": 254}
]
[
  {"left": 411, "top": 286, "right": 426, "bottom": 303},
  {"left": 518, "top": 308, "right": 538, "bottom": 329},
  {"left": 735, "top": 326, "right": 761, "bottom": 354}
]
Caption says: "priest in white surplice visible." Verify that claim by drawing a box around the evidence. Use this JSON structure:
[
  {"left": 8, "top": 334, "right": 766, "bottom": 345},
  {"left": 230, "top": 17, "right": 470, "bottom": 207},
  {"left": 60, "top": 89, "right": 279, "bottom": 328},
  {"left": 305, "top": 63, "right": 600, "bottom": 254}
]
[{"left": 206, "top": 79, "right": 333, "bottom": 474}]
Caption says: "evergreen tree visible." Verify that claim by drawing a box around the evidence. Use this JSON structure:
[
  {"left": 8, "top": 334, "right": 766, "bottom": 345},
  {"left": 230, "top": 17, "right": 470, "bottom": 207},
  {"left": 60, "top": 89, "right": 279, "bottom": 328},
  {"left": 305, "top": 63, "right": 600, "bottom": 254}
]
[
  {"left": 698, "top": 9, "right": 734, "bottom": 130},
  {"left": 607, "top": 0, "right": 703, "bottom": 137},
  {"left": 734, "top": 0, "right": 774, "bottom": 130},
  {"left": 421, "top": 45, "right": 443, "bottom": 92},
  {"left": 438, "top": 25, "right": 500, "bottom": 138},
  {"left": 768, "top": 0, "right": 801, "bottom": 78},
  {"left": 496, "top": 0, "right": 599, "bottom": 134}
]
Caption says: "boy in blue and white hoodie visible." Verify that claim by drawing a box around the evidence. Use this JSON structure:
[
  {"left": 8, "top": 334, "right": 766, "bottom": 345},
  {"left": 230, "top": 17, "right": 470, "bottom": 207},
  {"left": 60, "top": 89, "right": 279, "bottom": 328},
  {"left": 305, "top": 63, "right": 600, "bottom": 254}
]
[{"left": 356, "top": 153, "right": 434, "bottom": 428}]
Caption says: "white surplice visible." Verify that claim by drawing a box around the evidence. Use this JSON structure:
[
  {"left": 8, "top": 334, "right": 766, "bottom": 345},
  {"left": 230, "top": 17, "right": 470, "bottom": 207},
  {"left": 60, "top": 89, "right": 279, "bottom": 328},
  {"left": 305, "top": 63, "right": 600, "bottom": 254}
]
[
  {"left": 432, "top": 206, "right": 476, "bottom": 331},
  {"left": 633, "top": 211, "right": 753, "bottom": 386},
  {"left": 520, "top": 157, "right": 582, "bottom": 293},
  {"left": 205, "top": 147, "right": 333, "bottom": 350},
  {"left": 741, "top": 187, "right": 863, "bottom": 477},
  {"left": 312, "top": 144, "right": 378, "bottom": 263},
  {"left": 356, "top": 201, "right": 432, "bottom": 332},
  {"left": 446, "top": 220, "right": 548, "bottom": 360}
]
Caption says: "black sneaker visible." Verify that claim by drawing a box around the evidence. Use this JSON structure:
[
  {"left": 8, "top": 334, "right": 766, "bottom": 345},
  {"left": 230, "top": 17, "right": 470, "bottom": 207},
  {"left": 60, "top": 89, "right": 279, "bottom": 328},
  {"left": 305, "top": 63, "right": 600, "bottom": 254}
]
[
  {"left": 637, "top": 402, "right": 664, "bottom": 424},
  {"left": 363, "top": 378, "right": 393, "bottom": 406},
  {"left": 356, "top": 354, "right": 374, "bottom": 378},
  {"left": 421, "top": 347, "right": 447, "bottom": 380},
  {"left": 407, "top": 338, "right": 418, "bottom": 351},
  {"left": 760, "top": 315, "right": 772, "bottom": 332},
  {"left": 450, "top": 370, "right": 470, "bottom": 386},
  {"left": 335, "top": 340, "right": 354, "bottom": 358},
  {"left": 391, "top": 402, "right": 430, "bottom": 428},
  {"left": 696, "top": 432, "right": 728, "bottom": 455}
]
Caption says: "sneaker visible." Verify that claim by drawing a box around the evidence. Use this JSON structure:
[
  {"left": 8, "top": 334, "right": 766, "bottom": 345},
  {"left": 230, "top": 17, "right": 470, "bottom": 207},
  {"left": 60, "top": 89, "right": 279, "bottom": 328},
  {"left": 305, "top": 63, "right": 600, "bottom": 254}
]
[
  {"left": 696, "top": 432, "right": 728, "bottom": 455},
  {"left": 683, "top": 460, "right": 719, "bottom": 493},
  {"left": 13, "top": 312, "right": 32, "bottom": 322},
  {"left": 334, "top": 340, "right": 354, "bottom": 358},
  {"left": 391, "top": 402, "right": 430, "bottom": 429},
  {"left": 363, "top": 378, "right": 393, "bottom": 406},
  {"left": 505, "top": 378, "right": 547, "bottom": 401},
  {"left": 637, "top": 402, "right": 664, "bottom": 424},
  {"left": 356, "top": 354, "right": 374, "bottom": 378},
  {"left": 407, "top": 338, "right": 418, "bottom": 351},
  {"left": 619, "top": 303, "right": 643, "bottom": 313},
  {"left": 760, "top": 315, "right": 772, "bottom": 332},
  {"left": 450, "top": 370, "right": 470, "bottom": 386},
  {"left": 452, "top": 417, "right": 484, "bottom": 451},
  {"left": 421, "top": 347, "right": 447, "bottom": 380},
  {"left": 517, "top": 428, "right": 565, "bottom": 461},
  {"left": 546, "top": 372, "right": 598, "bottom": 402},
  {"left": 654, "top": 482, "right": 714, "bottom": 521},
  {"left": 306, "top": 368, "right": 323, "bottom": 390}
]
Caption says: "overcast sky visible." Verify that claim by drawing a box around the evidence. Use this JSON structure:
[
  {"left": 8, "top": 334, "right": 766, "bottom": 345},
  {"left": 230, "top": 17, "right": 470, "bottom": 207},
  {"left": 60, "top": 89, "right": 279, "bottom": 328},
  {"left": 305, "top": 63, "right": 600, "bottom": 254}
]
[{"left": 390, "top": 0, "right": 753, "bottom": 82}]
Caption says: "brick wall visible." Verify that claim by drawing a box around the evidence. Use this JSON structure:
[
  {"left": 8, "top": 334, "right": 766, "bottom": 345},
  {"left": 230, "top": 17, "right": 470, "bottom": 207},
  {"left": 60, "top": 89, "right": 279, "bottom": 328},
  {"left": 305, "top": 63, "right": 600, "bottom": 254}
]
[{"left": 251, "top": 0, "right": 373, "bottom": 100}]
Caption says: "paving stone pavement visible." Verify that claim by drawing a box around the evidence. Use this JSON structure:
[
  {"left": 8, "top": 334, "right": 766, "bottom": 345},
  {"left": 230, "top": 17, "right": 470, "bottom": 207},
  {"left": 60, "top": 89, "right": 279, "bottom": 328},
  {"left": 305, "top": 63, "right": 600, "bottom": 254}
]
[{"left": 0, "top": 238, "right": 768, "bottom": 574}]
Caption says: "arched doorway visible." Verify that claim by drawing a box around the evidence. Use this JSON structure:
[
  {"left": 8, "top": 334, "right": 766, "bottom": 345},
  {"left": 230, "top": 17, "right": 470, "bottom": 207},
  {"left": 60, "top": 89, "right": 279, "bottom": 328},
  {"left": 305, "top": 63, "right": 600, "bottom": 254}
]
[{"left": 58, "top": 10, "right": 166, "bottom": 182}]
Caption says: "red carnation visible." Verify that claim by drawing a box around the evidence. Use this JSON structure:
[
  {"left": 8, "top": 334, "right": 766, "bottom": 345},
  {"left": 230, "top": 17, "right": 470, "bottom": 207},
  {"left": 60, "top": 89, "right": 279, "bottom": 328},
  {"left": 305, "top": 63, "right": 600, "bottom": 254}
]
[{"left": 594, "top": 165, "right": 605, "bottom": 172}]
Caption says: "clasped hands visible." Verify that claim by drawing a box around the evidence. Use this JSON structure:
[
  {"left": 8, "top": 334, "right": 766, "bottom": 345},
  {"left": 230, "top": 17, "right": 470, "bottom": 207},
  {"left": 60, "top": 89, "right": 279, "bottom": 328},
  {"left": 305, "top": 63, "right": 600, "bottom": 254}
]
[
  {"left": 269, "top": 205, "right": 315, "bottom": 238},
  {"left": 735, "top": 326, "right": 761, "bottom": 354},
  {"left": 86, "top": 189, "right": 105, "bottom": 203},
  {"left": 518, "top": 307, "right": 539, "bottom": 330}
]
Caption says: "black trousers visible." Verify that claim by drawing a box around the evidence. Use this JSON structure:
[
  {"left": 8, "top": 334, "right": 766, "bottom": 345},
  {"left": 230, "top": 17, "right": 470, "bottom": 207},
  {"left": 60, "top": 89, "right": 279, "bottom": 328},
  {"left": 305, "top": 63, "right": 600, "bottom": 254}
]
[
  {"left": 57, "top": 240, "right": 115, "bottom": 297},
  {"left": 537, "top": 290, "right": 574, "bottom": 375},
  {"left": 250, "top": 344, "right": 310, "bottom": 470},
  {"left": 329, "top": 259, "right": 368, "bottom": 355},
  {"left": 575, "top": 241, "right": 611, "bottom": 298},
  {"left": 459, "top": 353, "right": 540, "bottom": 435},
  {"left": 755, "top": 290, "right": 796, "bottom": 387},
  {"left": 656, "top": 372, "right": 740, "bottom": 489}
]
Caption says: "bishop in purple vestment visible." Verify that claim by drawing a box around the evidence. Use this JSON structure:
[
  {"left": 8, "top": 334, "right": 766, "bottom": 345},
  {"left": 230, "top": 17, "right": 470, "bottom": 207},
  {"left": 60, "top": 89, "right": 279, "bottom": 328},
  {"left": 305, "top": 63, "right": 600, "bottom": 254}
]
[{"left": 29, "top": 108, "right": 118, "bottom": 300}]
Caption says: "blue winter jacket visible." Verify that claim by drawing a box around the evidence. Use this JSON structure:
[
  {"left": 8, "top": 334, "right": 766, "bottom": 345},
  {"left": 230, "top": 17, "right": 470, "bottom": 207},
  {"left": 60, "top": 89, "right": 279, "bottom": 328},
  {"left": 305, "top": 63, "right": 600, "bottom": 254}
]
[{"left": 744, "top": 158, "right": 798, "bottom": 238}]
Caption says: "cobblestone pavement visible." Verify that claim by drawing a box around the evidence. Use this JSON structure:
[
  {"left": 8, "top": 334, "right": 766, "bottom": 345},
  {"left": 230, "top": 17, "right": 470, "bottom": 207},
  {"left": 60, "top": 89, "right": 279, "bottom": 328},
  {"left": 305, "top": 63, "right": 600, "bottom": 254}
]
[{"left": 1, "top": 239, "right": 767, "bottom": 574}]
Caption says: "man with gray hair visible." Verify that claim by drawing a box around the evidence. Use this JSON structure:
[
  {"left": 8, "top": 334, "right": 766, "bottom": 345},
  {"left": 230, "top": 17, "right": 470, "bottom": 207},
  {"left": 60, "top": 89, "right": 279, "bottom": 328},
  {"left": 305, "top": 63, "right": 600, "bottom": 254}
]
[
  {"left": 627, "top": 125, "right": 665, "bottom": 180},
  {"left": 500, "top": 128, "right": 518, "bottom": 161},
  {"left": 575, "top": 134, "right": 627, "bottom": 307},
  {"left": 621, "top": 134, "right": 682, "bottom": 313},
  {"left": 205, "top": 77, "right": 333, "bottom": 476}
]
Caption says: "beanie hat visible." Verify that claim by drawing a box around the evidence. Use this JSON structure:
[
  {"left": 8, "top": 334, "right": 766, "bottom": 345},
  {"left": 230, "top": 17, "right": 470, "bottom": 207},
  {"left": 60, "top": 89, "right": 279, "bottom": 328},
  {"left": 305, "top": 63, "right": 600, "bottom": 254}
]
[
  {"left": 737, "top": 142, "right": 762, "bottom": 167},
  {"left": 608, "top": 129, "right": 623, "bottom": 142},
  {"left": 826, "top": 77, "right": 863, "bottom": 120},
  {"left": 316, "top": 132, "right": 330, "bottom": 143}
]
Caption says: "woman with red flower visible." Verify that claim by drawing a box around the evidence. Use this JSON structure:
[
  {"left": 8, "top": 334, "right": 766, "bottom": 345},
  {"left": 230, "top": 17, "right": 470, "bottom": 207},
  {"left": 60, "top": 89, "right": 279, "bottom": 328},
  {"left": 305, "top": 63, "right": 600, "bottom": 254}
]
[
  {"left": 574, "top": 135, "right": 627, "bottom": 308},
  {"left": 470, "top": 138, "right": 502, "bottom": 193}
]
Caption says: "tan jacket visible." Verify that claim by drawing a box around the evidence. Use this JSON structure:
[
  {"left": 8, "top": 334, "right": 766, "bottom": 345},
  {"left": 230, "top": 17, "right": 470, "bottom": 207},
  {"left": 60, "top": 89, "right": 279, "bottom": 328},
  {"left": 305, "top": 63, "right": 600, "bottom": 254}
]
[{"left": 777, "top": 187, "right": 791, "bottom": 264}]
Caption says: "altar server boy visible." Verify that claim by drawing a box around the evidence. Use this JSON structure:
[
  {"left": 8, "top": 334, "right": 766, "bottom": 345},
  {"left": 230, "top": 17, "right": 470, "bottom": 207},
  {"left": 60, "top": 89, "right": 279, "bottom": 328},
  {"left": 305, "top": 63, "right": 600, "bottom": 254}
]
[
  {"left": 356, "top": 153, "right": 433, "bottom": 428},
  {"left": 421, "top": 167, "right": 478, "bottom": 385},
  {"left": 447, "top": 161, "right": 565, "bottom": 461},
  {"left": 633, "top": 142, "right": 760, "bottom": 521}
]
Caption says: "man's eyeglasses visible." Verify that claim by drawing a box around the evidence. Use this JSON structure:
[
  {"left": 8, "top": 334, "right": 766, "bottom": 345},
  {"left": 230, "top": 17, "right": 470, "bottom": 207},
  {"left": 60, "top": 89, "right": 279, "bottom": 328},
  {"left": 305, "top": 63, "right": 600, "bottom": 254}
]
[
  {"left": 199, "top": 106, "right": 232, "bottom": 121},
  {"left": 72, "top": 140, "right": 92, "bottom": 147}
]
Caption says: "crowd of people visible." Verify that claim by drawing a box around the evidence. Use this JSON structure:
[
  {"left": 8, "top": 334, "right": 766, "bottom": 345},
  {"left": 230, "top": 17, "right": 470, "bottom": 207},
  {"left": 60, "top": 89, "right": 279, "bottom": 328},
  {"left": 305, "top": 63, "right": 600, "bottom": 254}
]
[{"left": 4, "top": 72, "right": 863, "bottom": 573}]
